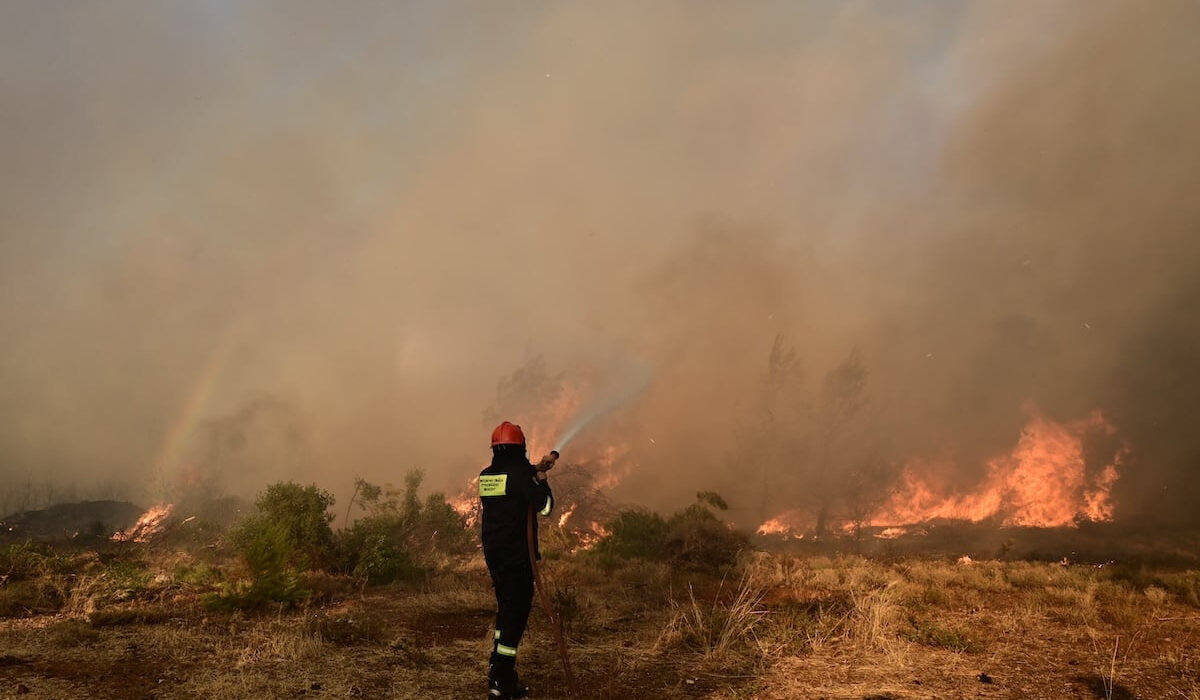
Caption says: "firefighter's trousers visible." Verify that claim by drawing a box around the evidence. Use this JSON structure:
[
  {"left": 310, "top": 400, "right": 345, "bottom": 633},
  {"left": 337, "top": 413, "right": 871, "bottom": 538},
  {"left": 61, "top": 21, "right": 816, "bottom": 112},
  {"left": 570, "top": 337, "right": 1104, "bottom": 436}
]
[{"left": 487, "top": 558, "right": 534, "bottom": 669}]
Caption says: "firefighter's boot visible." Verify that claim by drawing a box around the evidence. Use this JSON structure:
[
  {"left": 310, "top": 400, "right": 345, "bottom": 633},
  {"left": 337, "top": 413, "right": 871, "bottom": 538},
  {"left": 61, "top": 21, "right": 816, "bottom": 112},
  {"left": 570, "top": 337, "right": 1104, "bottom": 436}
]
[{"left": 488, "top": 664, "right": 529, "bottom": 699}]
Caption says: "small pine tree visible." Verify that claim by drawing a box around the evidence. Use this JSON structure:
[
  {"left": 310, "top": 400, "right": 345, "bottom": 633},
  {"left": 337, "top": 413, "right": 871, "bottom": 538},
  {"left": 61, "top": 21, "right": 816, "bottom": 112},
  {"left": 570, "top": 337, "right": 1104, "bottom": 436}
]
[{"left": 212, "top": 482, "right": 335, "bottom": 609}]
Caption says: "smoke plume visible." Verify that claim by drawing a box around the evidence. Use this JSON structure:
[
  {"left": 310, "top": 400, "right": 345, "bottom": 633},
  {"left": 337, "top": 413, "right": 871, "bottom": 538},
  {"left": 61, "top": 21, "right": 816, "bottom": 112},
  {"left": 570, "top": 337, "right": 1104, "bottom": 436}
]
[{"left": 1, "top": 2, "right": 1197, "bottom": 525}]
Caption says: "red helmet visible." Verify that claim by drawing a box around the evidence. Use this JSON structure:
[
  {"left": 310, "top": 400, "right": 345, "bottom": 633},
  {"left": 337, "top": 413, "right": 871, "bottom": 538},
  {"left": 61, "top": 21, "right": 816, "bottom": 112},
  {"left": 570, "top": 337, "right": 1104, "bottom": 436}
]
[{"left": 491, "top": 421, "right": 526, "bottom": 447}]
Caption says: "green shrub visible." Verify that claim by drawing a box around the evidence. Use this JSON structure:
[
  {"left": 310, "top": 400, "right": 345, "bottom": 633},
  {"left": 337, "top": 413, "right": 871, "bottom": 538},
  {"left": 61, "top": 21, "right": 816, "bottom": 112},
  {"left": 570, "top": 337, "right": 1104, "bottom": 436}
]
[
  {"left": 592, "top": 492, "right": 748, "bottom": 570},
  {"left": 337, "top": 470, "right": 471, "bottom": 585},
  {"left": 592, "top": 509, "right": 669, "bottom": 562},
  {"left": 104, "top": 559, "right": 151, "bottom": 589},
  {"left": 95, "top": 558, "right": 153, "bottom": 603},
  {"left": 208, "top": 520, "right": 307, "bottom": 610},
  {"left": 0, "top": 542, "right": 70, "bottom": 581},
  {"left": 173, "top": 562, "right": 222, "bottom": 589},
  {"left": 664, "top": 501, "right": 748, "bottom": 570},
  {"left": 235, "top": 482, "right": 336, "bottom": 568},
  {"left": 339, "top": 521, "right": 421, "bottom": 585},
  {"left": 213, "top": 482, "right": 334, "bottom": 609},
  {"left": 414, "top": 492, "right": 473, "bottom": 554},
  {"left": 239, "top": 518, "right": 307, "bottom": 603}
]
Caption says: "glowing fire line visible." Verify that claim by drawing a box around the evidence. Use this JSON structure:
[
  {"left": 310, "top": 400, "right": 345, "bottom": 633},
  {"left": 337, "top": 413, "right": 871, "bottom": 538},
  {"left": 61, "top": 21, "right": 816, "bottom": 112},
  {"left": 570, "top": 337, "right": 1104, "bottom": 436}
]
[
  {"left": 869, "top": 411, "right": 1125, "bottom": 529},
  {"left": 758, "top": 410, "right": 1128, "bottom": 537}
]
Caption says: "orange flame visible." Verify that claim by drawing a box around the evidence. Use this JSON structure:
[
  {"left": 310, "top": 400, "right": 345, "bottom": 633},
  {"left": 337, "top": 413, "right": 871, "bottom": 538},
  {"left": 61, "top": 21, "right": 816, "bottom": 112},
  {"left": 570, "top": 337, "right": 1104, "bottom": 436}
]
[
  {"left": 449, "top": 477, "right": 481, "bottom": 528},
  {"left": 755, "top": 409, "right": 1128, "bottom": 537},
  {"left": 757, "top": 512, "right": 807, "bottom": 539},
  {"left": 869, "top": 410, "right": 1126, "bottom": 528},
  {"left": 573, "top": 520, "right": 611, "bottom": 551},
  {"left": 112, "top": 503, "right": 175, "bottom": 543},
  {"left": 558, "top": 503, "right": 578, "bottom": 529}
]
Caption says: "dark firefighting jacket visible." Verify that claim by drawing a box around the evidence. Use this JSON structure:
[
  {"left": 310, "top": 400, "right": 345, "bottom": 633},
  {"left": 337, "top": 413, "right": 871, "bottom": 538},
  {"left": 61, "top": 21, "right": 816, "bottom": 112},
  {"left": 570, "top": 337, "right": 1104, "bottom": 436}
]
[{"left": 479, "top": 450, "right": 554, "bottom": 568}]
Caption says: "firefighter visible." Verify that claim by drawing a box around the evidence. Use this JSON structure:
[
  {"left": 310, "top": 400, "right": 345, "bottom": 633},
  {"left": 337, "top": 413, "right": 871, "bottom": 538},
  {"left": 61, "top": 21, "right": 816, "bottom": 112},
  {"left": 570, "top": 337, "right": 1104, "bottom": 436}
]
[{"left": 479, "top": 421, "right": 556, "bottom": 699}]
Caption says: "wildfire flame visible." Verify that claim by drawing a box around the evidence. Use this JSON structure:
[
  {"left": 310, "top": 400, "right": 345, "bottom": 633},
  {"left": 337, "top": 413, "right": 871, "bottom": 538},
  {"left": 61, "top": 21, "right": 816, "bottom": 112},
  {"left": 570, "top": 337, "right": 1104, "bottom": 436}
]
[
  {"left": 112, "top": 503, "right": 175, "bottom": 543},
  {"left": 869, "top": 410, "right": 1126, "bottom": 528},
  {"left": 757, "top": 517, "right": 804, "bottom": 539},
  {"left": 574, "top": 520, "right": 610, "bottom": 551},
  {"left": 757, "top": 409, "right": 1128, "bottom": 538},
  {"left": 450, "top": 477, "right": 481, "bottom": 528}
]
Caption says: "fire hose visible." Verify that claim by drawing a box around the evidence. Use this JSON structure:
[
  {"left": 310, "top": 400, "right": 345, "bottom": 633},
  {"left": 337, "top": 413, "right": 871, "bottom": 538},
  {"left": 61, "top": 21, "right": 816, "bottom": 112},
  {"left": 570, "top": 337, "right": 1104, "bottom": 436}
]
[{"left": 526, "top": 451, "right": 577, "bottom": 698}]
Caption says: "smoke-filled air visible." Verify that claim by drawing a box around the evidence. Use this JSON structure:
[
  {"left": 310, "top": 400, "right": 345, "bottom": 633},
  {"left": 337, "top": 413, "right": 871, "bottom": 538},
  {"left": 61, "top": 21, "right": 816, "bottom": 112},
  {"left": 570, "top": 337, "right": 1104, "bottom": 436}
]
[
  {"left": 3, "top": 1, "right": 1200, "bottom": 530},
  {"left": 7, "top": 4, "right": 1200, "bottom": 699}
]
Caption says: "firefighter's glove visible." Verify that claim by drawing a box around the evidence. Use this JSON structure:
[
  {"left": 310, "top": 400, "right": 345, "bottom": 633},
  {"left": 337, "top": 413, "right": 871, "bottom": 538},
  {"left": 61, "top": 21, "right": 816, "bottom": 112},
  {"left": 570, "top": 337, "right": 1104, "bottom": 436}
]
[{"left": 536, "top": 452, "right": 559, "bottom": 473}]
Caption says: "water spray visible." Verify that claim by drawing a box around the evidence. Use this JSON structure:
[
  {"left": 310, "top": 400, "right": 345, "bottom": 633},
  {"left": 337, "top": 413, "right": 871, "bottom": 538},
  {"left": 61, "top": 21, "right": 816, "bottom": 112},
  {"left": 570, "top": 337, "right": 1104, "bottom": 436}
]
[
  {"left": 528, "top": 358, "right": 650, "bottom": 697},
  {"left": 552, "top": 360, "right": 653, "bottom": 452}
]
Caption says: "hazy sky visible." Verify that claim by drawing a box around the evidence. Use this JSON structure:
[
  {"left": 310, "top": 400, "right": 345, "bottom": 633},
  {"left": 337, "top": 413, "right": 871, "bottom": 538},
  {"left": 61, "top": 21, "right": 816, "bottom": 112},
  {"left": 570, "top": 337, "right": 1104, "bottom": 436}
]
[{"left": 2, "top": 2, "right": 1198, "bottom": 523}]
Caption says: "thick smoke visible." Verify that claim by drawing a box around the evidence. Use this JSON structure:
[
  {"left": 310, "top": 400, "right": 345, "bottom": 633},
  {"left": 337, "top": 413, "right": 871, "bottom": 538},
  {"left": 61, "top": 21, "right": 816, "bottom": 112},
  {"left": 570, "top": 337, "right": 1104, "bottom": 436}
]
[{"left": 1, "top": 2, "right": 1197, "bottom": 525}]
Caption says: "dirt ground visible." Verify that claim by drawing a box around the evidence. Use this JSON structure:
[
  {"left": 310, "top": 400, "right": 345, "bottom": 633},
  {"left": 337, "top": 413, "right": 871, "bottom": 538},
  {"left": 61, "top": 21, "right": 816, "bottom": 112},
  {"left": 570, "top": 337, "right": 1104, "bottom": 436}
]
[{"left": 1, "top": 551, "right": 1198, "bottom": 700}]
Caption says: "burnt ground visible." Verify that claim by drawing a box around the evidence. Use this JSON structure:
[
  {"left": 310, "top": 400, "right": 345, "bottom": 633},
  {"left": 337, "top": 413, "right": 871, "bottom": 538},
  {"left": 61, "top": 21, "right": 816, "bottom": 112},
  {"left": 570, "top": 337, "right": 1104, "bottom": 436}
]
[
  {"left": 1, "top": 553, "right": 1198, "bottom": 699},
  {"left": 0, "top": 501, "right": 143, "bottom": 544}
]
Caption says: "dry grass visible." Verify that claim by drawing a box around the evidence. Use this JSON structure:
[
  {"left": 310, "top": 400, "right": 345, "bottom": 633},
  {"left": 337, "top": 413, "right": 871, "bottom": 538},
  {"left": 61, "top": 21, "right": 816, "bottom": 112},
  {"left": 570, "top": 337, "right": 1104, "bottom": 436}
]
[
  {"left": 0, "top": 546, "right": 1198, "bottom": 699},
  {"left": 656, "top": 570, "right": 768, "bottom": 662}
]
